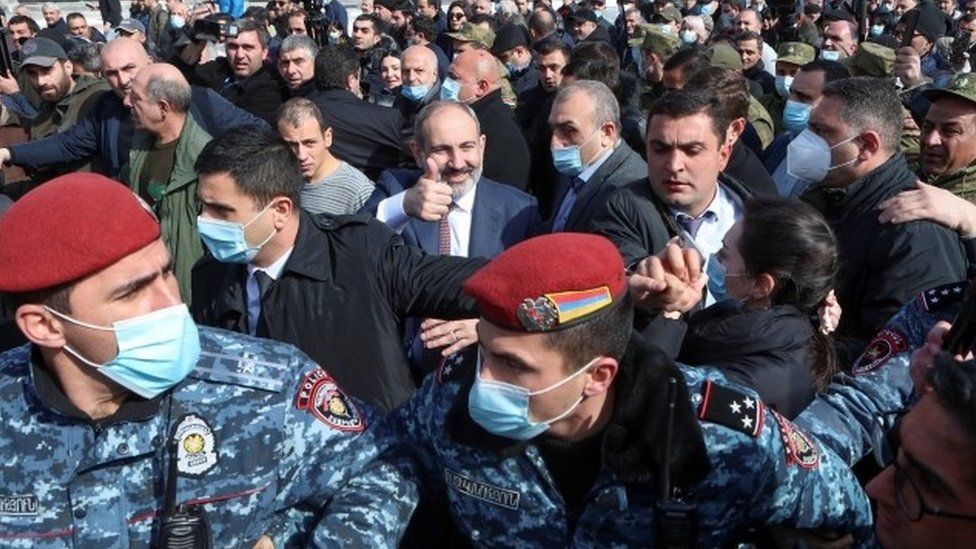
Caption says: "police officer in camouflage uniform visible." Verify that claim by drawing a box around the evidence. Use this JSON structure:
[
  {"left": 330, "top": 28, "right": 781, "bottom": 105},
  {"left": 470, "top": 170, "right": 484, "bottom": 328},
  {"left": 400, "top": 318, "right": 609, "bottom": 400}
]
[
  {"left": 0, "top": 173, "right": 415, "bottom": 547},
  {"left": 383, "top": 232, "right": 873, "bottom": 546},
  {"left": 914, "top": 73, "right": 976, "bottom": 204}
]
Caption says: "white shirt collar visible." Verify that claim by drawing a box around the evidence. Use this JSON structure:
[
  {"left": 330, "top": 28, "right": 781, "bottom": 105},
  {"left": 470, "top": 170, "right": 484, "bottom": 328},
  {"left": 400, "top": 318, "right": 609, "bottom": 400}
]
[{"left": 248, "top": 247, "right": 294, "bottom": 281}]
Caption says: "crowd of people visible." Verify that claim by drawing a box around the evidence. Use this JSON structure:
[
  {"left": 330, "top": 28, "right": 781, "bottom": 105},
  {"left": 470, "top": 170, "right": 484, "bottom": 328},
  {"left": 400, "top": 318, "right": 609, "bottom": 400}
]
[{"left": 0, "top": 0, "right": 976, "bottom": 545}]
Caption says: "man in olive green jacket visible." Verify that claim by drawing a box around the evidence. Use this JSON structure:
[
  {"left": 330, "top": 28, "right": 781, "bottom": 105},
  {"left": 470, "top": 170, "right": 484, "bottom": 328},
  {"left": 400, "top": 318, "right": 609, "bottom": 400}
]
[
  {"left": 124, "top": 64, "right": 212, "bottom": 304},
  {"left": 915, "top": 73, "right": 976, "bottom": 204}
]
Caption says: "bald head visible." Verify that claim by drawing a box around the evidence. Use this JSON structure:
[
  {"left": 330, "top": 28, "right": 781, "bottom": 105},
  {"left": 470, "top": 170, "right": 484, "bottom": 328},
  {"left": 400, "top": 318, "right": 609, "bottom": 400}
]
[
  {"left": 125, "top": 63, "right": 192, "bottom": 137},
  {"left": 402, "top": 45, "right": 439, "bottom": 87},
  {"left": 101, "top": 38, "right": 153, "bottom": 97},
  {"left": 449, "top": 49, "right": 500, "bottom": 102}
]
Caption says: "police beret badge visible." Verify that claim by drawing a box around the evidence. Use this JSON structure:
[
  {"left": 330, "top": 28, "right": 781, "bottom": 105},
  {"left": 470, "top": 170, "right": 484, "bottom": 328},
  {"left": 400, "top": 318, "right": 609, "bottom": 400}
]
[
  {"left": 517, "top": 297, "right": 558, "bottom": 331},
  {"left": 295, "top": 367, "right": 364, "bottom": 432}
]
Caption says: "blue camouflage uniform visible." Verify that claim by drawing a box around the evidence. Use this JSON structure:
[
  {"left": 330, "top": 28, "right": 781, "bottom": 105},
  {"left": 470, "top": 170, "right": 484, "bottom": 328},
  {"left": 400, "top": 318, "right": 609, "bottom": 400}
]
[
  {"left": 384, "top": 339, "right": 874, "bottom": 547},
  {"left": 796, "top": 280, "right": 967, "bottom": 466},
  {"left": 0, "top": 326, "right": 416, "bottom": 547}
]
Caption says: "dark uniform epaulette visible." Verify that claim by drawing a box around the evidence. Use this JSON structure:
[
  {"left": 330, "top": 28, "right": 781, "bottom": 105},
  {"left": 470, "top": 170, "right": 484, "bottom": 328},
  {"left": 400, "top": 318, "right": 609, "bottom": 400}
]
[
  {"left": 309, "top": 212, "right": 372, "bottom": 232},
  {"left": 920, "top": 281, "right": 967, "bottom": 312},
  {"left": 696, "top": 381, "right": 764, "bottom": 438},
  {"left": 437, "top": 348, "right": 477, "bottom": 385}
]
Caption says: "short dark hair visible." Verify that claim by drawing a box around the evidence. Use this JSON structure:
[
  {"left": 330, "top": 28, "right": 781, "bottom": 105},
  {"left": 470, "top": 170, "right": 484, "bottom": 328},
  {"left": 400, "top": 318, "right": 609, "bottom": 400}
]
[
  {"left": 194, "top": 128, "right": 304, "bottom": 208},
  {"left": 662, "top": 46, "right": 706, "bottom": 74},
  {"left": 647, "top": 88, "right": 729, "bottom": 143},
  {"left": 354, "top": 13, "right": 383, "bottom": 34},
  {"left": 563, "top": 41, "right": 620, "bottom": 89},
  {"left": 544, "top": 292, "right": 634, "bottom": 369},
  {"left": 733, "top": 30, "right": 762, "bottom": 49},
  {"left": 8, "top": 14, "right": 40, "bottom": 33},
  {"left": 410, "top": 15, "right": 438, "bottom": 40},
  {"left": 929, "top": 353, "right": 976, "bottom": 442},
  {"left": 536, "top": 39, "right": 571, "bottom": 59},
  {"left": 314, "top": 43, "right": 360, "bottom": 90},
  {"left": 66, "top": 12, "right": 86, "bottom": 22},
  {"left": 799, "top": 59, "right": 850, "bottom": 83},
  {"left": 235, "top": 17, "right": 270, "bottom": 48},
  {"left": 3, "top": 281, "right": 74, "bottom": 315},
  {"left": 686, "top": 66, "right": 749, "bottom": 121},
  {"left": 821, "top": 76, "right": 902, "bottom": 153}
]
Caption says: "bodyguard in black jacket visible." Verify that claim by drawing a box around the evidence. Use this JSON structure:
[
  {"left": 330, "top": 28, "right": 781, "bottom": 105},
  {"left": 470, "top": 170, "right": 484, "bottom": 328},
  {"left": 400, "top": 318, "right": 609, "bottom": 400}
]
[{"left": 191, "top": 131, "right": 483, "bottom": 413}]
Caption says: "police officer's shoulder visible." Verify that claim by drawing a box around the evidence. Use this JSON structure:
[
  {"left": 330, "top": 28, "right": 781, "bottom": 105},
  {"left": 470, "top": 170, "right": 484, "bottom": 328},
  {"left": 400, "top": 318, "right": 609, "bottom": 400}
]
[
  {"left": 917, "top": 280, "right": 968, "bottom": 313},
  {"left": 188, "top": 326, "right": 310, "bottom": 393},
  {"left": 0, "top": 344, "right": 31, "bottom": 380},
  {"left": 682, "top": 365, "right": 821, "bottom": 469}
]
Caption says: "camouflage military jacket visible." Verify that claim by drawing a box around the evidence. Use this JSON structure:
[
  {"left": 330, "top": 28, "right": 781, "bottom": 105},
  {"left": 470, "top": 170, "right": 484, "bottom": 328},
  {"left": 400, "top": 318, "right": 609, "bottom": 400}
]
[
  {"left": 385, "top": 340, "right": 873, "bottom": 547},
  {"left": 924, "top": 162, "right": 976, "bottom": 205},
  {"left": 0, "top": 327, "right": 415, "bottom": 547},
  {"left": 796, "top": 280, "right": 966, "bottom": 467}
]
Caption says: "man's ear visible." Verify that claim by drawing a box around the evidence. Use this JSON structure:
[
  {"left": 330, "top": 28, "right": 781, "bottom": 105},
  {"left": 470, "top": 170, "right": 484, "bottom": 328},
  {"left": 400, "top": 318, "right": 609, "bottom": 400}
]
[
  {"left": 858, "top": 130, "right": 882, "bottom": 159},
  {"left": 754, "top": 272, "right": 777, "bottom": 302},
  {"left": 16, "top": 304, "right": 68, "bottom": 349},
  {"left": 584, "top": 357, "right": 619, "bottom": 397}
]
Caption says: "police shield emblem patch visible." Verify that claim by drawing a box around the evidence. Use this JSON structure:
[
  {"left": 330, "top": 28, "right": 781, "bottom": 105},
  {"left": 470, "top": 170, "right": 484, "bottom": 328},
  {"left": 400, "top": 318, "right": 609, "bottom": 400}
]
[
  {"left": 173, "top": 414, "right": 219, "bottom": 477},
  {"left": 852, "top": 328, "right": 908, "bottom": 375},
  {"left": 771, "top": 410, "right": 820, "bottom": 469},
  {"left": 295, "top": 367, "right": 364, "bottom": 432}
]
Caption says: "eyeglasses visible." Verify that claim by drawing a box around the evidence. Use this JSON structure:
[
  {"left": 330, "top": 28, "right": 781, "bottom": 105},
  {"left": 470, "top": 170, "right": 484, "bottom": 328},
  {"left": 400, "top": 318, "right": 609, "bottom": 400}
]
[
  {"left": 450, "top": 12, "right": 465, "bottom": 19},
  {"left": 891, "top": 460, "right": 976, "bottom": 523},
  {"left": 884, "top": 415, "right": 976, "bottom": 523}
]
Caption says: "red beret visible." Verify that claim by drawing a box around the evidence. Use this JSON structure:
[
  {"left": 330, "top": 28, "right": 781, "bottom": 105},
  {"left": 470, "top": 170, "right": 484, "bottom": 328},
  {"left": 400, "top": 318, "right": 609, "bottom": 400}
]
[
  {"left": 0, "top": 173, "right": 161, "bottom": 293},
  {"left": 464, "top": 233, "right": 627, "bottom": 332}
]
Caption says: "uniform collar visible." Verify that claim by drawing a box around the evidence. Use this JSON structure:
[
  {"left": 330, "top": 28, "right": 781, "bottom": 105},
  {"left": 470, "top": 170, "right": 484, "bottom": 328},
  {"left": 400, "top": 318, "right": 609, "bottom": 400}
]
[{"left": 28, "top": 345, "right": 163, "bottom": 425}]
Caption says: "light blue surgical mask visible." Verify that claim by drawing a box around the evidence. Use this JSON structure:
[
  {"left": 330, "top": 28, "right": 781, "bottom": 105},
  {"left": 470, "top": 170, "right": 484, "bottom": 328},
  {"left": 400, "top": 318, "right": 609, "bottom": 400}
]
[
  {"left": 819, "top": 49, "right": 841, "bottom": 61},
  {"left": 440, "top": 77, "right": 461, "bottom": 101},
  {"left": 774, "top": 74, "right": 793, "bottom": 98},
  {"left": 197, "top": 202, "right": 277, "bottom": 264},
  {"left": 170, "top": 15, "right": 186, "bottom": 29},
  {"left": 46, "top": 304, "right": 201, "bottom": 399},
  {"left": 782, "top": 98, "right": 812, "bottom": 134},
  {"left": 468, "top": 354, "right": 598, "bottom": 441},
  {"left": 870, "top": 24, "right": 885, "bottom": 37},
  {"left": 680, "top": 29, "right": 698, "bottom": 44},
  {"left": 551, "top": 129, "right": 600, "bottom": 176},
  {"left": 700, "top": 3, "right": 715, "bottom": 16},
  {"left": 402, "top": 83, "right": 431, "bottom": 102}
]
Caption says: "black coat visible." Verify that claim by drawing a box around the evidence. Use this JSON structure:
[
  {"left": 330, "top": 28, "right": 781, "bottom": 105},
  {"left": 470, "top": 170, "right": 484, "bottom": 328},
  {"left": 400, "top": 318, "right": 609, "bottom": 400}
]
[
  {"left": 592, "top": 173, "right": 755, "bottom": 267},
  {"left": 744, "top": 63, "right": 775, "bottom": 97},
  {"left": 679, "top": 303, "right": 818, "bottom": 420},
  {"left": 190, "top": 212, "right": 485, "bottom": 412},
  {"left": 518, "top": 90, "right": 559, "bottom": 218},
  {"left": 313, "top": 88, "right": 411, "bottom": 180},
  {"left": 192, "top": 60, "right": 288, "bottom": 125},
  {"left": 803, "top": 153, "right": 968, "bottom": 366},
  {"left": 470, "top": 89, "right": 531, "bottom": 191},
  {"left": 546, "top": 142, "right": 647, "bottom": 234},
  {"left": 724, "top": 140, "right": 777, "bottom": 197}
]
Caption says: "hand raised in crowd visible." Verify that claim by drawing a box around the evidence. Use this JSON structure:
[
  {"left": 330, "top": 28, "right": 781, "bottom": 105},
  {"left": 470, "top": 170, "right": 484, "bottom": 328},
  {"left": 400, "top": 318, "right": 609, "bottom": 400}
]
[
  {"left": 818, "top": 290, "right": 842, "bottom": 335},
  {"left": 419, "top": 318, "right": 479, "bottom": 357},
  {"left": 878, "top": 180, "right": 976, "bottom": 238},
  {"left": 0, "top": 70, "right": 20, "bottom": 95},
  {"left": 909, "top": 320, "right": 974, "bottom": 393},
  {"left": 628, "top": 241, "right": 707, "bottom": 316},
  {"left": 894, "top": 46, "right": 925, "bottom": 89},
  {"left": 403, "top": 157, "right": 453, "bottom": 221}
]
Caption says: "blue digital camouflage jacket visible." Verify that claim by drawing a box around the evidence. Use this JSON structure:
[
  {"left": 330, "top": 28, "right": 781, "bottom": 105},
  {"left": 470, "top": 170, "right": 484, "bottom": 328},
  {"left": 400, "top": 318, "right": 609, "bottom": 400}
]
[{"left": 0, "top": 326, "right": 416, "bottom": 547}]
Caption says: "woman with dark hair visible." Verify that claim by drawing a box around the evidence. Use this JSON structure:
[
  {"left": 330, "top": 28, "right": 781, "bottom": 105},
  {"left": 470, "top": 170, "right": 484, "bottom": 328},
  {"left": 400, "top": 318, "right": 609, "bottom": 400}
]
[
  {"left": 662, "top": 198, "right": 841, "bottom": 419},
  {"left": 436, "top": 1, "right": 469, "bottom": 57}
]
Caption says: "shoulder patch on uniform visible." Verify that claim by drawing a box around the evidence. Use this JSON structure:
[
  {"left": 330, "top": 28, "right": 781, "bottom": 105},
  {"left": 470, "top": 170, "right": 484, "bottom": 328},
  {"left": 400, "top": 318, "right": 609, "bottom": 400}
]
[
  {"left": 770, "top": 409, "right": 820, "bottom": 469},
  {"left": 697, "top": 381, "right": 764, "bottom": 437},
  {"left": 919, "top": 281, "right": 967, "bottom": 312},
  {"left": 852, "top": 327, "right": 908, "bottom": 375},
  {"left": 173, "top": 413, "right": 219, "bottom": 477},
  {"left": 295, "top": 367, "right": 365, "bottom": 432}
]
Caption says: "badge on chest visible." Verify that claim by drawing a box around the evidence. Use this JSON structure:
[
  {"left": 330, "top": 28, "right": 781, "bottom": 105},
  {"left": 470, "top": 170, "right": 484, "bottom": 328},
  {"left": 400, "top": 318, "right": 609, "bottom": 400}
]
[{"left": 173, "top": 413, "right": 219, "bottom": 477}]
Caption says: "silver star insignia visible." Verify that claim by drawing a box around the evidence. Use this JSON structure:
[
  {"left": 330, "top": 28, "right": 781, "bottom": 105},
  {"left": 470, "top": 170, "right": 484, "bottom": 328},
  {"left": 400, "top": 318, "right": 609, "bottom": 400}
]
[
  {"left": 729, "top": 401, "right": 742, "bottom": 414},
  {"left": 955, "top": 287, "right": 964, "bottom": 293},
  {"left": 932, "top": 297, "right": 940, "bottom": 303},
  {"left": 741, "top": 416, "right": 754, "bottom": 429},
  {"left": 942, "top": 289, "right": 950, "bottom": 295},
  {"left": 743, "top": 397, "right": 755, "bottom": 409}
]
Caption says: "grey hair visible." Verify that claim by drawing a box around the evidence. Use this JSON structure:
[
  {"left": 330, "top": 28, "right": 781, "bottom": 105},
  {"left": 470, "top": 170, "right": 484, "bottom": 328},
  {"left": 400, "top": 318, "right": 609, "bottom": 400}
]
[
  {"left": 413, "top": 100, "right": 481, "bottom": 152},
  {"left": 821, "top": 76, "right": 902, "bottom": 154},
  {"left": 41, "top": 2, "right": 57, "bottom": 11},
  {"left": 280, "top": 34, "right": 318, "bottom": 60},
  {"left": 146, "top": 73, "right": 191, "bottom": 113},
  {"left": 497, "top": 0, "right": 518, "bottom": 15},
  {"left": 553, "top": 79, "right": 621, "bottom": 130}
]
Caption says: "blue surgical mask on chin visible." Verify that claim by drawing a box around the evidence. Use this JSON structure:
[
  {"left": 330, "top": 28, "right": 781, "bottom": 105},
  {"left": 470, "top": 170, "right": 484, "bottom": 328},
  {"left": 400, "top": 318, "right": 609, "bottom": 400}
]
[
  {"left": 440, "top": 77, "right": 462, "bottom": 101},
  {"left": 819, "top": 49, "right": 841, "bottom": 61},
  {"left": 402, "top": 83, "right": 431, "bottom": 102},
  {"left": 197, "top": 202, "right": 277, "bottom": 264},
  {"left": 46, "top": 304, "right": 201, "bottom": 399},
  {"left": 468, "top": 353, "right": 599, "bottom": 441},
  {"left": 551, "top": 129, "right": 600, "bottom": 176}
]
